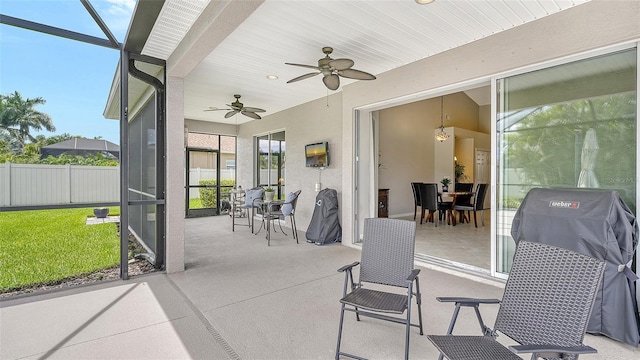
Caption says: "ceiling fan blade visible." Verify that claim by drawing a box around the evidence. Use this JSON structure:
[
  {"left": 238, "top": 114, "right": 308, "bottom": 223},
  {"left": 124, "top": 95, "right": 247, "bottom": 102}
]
[
  {"left": 285, "top": 62, "right": 321, "bottom": 70},
  {"left": 242, "top": 106, "right": 265, "bottom": 113},
  {"left": 337, "top": 68, "right": 376, "bottom": 80},
  {"left": 241, "top": 111, "right": 262, "bottom": 120},
  {"left": 204, "top": 107, "right": 232, "bottom": 112},
  {"left": 329, "top": 58, "right": 354, "bottom": 71},
  {"left": 287, "top": 72, "right": 321, "bottom": 83},
  {"left": 323, "top": 74, "right": 340, "bottom": 90},
  {"left": 224, "top": 110, "right": 240, "bottom": 118}
]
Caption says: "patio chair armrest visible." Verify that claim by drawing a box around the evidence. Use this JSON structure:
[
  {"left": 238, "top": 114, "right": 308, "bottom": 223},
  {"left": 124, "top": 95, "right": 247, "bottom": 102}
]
[
  {"left": 436, "top": 297, "right": 501, "bottom": 306},
  {"left": 406, "top": 269, "right": 420, "bottom": 282},
  {"left": 509, "top": 344, "right": 597, "bottom": 356},
  {"left": 338, "top": 261, "right": 360, "bottom": 272}
]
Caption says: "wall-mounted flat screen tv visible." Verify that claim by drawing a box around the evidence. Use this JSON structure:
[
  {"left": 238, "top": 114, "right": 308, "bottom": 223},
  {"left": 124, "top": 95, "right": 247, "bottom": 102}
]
[{"left": 305, "top": 142, "right": 329, "bottom": 167}]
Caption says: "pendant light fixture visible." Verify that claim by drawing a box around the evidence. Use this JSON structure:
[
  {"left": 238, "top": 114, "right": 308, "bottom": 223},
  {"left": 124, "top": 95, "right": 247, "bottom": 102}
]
[{"left": 435, "top": 96, "right": 449, "bottom": 142}]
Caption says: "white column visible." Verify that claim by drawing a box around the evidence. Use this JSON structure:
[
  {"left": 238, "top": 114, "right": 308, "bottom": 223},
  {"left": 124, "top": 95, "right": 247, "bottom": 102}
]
[{"left": 165, "top": 76, "right": 185, "bottom": 273}]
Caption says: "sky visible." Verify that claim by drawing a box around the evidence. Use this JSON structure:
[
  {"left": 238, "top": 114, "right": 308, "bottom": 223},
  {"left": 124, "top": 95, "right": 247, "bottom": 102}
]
[{"left": 0, "top": 0, "right": 136, "bottom": 145}]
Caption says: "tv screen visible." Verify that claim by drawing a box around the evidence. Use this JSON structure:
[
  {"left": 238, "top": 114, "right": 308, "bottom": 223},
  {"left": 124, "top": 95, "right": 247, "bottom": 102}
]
[{"left": 305, "top": 142, "right": 329, "bottom": 167}]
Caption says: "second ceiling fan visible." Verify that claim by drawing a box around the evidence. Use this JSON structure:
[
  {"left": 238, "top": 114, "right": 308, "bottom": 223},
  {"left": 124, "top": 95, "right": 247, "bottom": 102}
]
[
  {"left": 286, "top": 47, "right": 376, "bottom": 90},
  {"left": 205, "top": 94, "right": 266, "bottom": 119}
]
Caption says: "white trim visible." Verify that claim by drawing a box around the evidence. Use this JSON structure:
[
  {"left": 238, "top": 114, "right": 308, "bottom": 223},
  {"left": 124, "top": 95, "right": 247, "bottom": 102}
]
[{"left": 494, "top": 39, "right": 639, "bottom": 81}]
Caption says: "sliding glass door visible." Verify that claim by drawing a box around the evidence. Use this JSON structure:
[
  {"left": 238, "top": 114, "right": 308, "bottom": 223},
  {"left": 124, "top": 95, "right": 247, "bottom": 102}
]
[{"left": 495, "top": 48, "right": 637, "bottom": 274}]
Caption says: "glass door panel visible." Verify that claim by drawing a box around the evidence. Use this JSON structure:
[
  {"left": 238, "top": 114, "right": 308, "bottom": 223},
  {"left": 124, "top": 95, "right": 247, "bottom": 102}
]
[
  {"left": 496, "top": 48, "right": 637, "bottom": 274},
  {"left": 186, "top": 148, "right": 219, "bottom": 217},
  {"left": 256, "top": 131, "right": 286, "bottom": 198}
]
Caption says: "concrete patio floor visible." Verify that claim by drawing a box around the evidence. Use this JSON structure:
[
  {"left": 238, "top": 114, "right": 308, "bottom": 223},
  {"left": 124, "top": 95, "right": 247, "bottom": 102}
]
[{"left": 2, "top": 215, "right": 639, "bottom": 359}]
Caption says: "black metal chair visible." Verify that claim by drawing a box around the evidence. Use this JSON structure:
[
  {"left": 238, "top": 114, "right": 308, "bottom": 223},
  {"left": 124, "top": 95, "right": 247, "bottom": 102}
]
[
  {"left": 411, "top": 182, "right": 423, "bottom": 220},
  {"left": 263, "top": 190, "right": 301, "bottom": 245},
  {"left": 453, "top": 183, "right": 488, "bottom": 227},
  {"left": 232, "top": 186, "right": 264, "bottom": 232},
  {"left": 336, "top": 218, "right": 423, "bottom": 360},
  {"left": 428, "top": 240, "right": 605, "bottom": 360}
]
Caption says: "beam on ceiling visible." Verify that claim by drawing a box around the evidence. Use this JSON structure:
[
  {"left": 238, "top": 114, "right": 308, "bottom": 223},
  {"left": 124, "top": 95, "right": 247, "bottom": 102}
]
[{"left": 167, "top": 0, "right": 264, "bottom": 78}]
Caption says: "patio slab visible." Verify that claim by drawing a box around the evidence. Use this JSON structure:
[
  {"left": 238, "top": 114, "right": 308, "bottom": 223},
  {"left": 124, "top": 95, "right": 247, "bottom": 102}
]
[{"left": 1, "top": 215, "right": 638, "bottom": 359}]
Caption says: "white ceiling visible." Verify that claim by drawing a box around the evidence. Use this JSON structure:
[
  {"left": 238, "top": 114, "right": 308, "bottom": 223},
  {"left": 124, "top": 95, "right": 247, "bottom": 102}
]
[{"left": 139, "top": 0, "right": 591, "bottom": 125}]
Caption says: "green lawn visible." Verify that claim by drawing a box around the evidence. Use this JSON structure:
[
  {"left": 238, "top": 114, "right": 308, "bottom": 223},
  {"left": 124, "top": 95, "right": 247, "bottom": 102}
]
[{"left": 0, "top": 207, "right": 120, "bottom": 291}]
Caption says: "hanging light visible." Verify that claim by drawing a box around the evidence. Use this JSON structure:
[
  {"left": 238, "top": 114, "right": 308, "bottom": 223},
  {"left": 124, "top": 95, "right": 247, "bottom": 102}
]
[{"left": 435, "top": 96, "right": 449, "bottom": 142}]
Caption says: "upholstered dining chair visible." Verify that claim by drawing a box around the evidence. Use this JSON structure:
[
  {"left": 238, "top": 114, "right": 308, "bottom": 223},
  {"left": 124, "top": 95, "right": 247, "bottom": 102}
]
[
  {"left": 453, "top": 183, "right": 488, "bottom": 227},
  {"left": 410, "top": 182, "right": 423, "bottom": 220},
  {"left": 232, "top": 186, "right": 264, "bottom": 232}
]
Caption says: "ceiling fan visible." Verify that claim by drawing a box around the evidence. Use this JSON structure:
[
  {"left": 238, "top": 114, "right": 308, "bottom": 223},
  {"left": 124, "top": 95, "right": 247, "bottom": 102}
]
[
  {"left": 286, "top": 47, "right": 376, "bottom": 90},
  {"left": 205, "top": 94, "right": 266, "bottom": 119}
]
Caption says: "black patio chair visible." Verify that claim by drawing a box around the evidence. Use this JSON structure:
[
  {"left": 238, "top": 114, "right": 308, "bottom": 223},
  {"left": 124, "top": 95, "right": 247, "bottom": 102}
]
[
  {"left": 336, "top": 218, "right": 423, "bottom": 360},
  {"left": 428, "top": 240, "right": 605, "bottom": 360}
]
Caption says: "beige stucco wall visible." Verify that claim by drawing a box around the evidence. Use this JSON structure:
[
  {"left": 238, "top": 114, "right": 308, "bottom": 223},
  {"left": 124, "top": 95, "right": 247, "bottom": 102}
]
[
  {"left": 340, "top": 0, "right": 640, "bottom": 245},
  {"left": 185, "top": 93, "right": 342, "bottom": 232}
]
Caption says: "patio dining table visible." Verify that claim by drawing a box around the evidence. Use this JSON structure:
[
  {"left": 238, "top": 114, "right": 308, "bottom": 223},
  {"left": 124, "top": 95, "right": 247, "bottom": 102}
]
[{"left": 253, "top": 198, "right": 285, "bottom": 245}]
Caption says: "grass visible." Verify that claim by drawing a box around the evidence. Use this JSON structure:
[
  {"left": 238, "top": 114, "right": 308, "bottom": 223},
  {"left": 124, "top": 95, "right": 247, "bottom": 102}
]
[{"left": 0, "top": 207, "right": 120, "bottom": 292}]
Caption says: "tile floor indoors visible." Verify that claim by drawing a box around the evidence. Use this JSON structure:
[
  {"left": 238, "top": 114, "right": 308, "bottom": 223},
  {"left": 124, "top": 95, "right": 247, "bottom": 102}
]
[{"left": 1, "top": 214, "right": 638, "bottom": 360}]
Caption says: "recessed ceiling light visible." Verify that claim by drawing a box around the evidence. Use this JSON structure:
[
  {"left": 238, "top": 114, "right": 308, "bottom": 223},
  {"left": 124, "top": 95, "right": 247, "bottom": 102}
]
[
  {"left": 415, "top": 0, "right": 435, "bottom": 4},
  {"left": 266, "top": 75, "right": 279, "bottom": 80}
]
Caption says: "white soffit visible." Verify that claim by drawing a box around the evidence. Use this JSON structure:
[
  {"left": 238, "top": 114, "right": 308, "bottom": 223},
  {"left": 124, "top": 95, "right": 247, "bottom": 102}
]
[{"left": 138, "top": 0, "right": 591, "bottom": 125}]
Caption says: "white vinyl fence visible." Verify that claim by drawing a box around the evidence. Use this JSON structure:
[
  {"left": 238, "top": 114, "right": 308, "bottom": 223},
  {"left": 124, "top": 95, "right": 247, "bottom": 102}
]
[
  {"left": 188, "top": 168, "right": 235, "bottom": 199},
  {"left": 1, "top": 163, "right": 120, "bottom": 207}
]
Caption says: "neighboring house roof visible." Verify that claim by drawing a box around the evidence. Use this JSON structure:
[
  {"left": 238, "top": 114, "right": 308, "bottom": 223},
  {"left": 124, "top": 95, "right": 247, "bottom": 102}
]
[
  {"left": 187, "top": 132, "right": 236, "bottom": 153},
  {"left": 40, "top": 138, "right": 120, "bottom": 159}
]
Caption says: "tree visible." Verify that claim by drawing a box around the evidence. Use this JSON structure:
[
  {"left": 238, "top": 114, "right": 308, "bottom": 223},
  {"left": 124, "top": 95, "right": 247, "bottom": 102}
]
[{"left": 0, "top": 91, "right": 55, "bottom": 154}]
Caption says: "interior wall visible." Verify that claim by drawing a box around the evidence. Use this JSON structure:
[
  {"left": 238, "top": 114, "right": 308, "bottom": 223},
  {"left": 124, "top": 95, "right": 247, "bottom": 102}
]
[
  {"left": 478, "top": 105, "right": 491, "bottom": 134},
  {"left": 378, "top": 92, "right": 481, "bottom": 217}
]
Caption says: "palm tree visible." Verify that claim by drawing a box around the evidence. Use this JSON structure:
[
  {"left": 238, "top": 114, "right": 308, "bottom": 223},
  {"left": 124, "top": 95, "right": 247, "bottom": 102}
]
[{"left": 0, "top": 91, "right": 55, "bottom": 153}]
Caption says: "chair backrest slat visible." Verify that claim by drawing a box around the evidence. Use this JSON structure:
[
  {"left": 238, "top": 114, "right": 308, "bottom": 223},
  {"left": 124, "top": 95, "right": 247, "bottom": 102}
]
[
  {"left": 359, "top": 218, "right": 416, "bottom": 288},
  {"left": 495, "top": 240, "right": 605, "bottom": 357}
]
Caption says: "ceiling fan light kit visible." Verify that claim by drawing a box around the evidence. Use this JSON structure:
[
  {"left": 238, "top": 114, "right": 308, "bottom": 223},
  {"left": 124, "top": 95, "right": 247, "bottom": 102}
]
[
  {"left": 204, "top": 94, "right": 266, "bottom": 120},
  {"left": 286, "top": 47, "right": 376, "bottom": 90}
]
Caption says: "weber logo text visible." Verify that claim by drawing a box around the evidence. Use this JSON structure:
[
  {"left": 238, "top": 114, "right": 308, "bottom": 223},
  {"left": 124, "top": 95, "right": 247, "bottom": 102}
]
[{"left": 549, "top": 200, "right": 579, "bottom": 209}]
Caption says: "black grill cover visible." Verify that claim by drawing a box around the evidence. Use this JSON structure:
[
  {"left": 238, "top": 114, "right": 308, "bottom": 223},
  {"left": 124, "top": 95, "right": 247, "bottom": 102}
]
[
  {"left": 306, "top": 188, "right": 342, "bottom": 245},
  {"left": 511, "top": 188, "right": 639, "bottom": 345}
]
